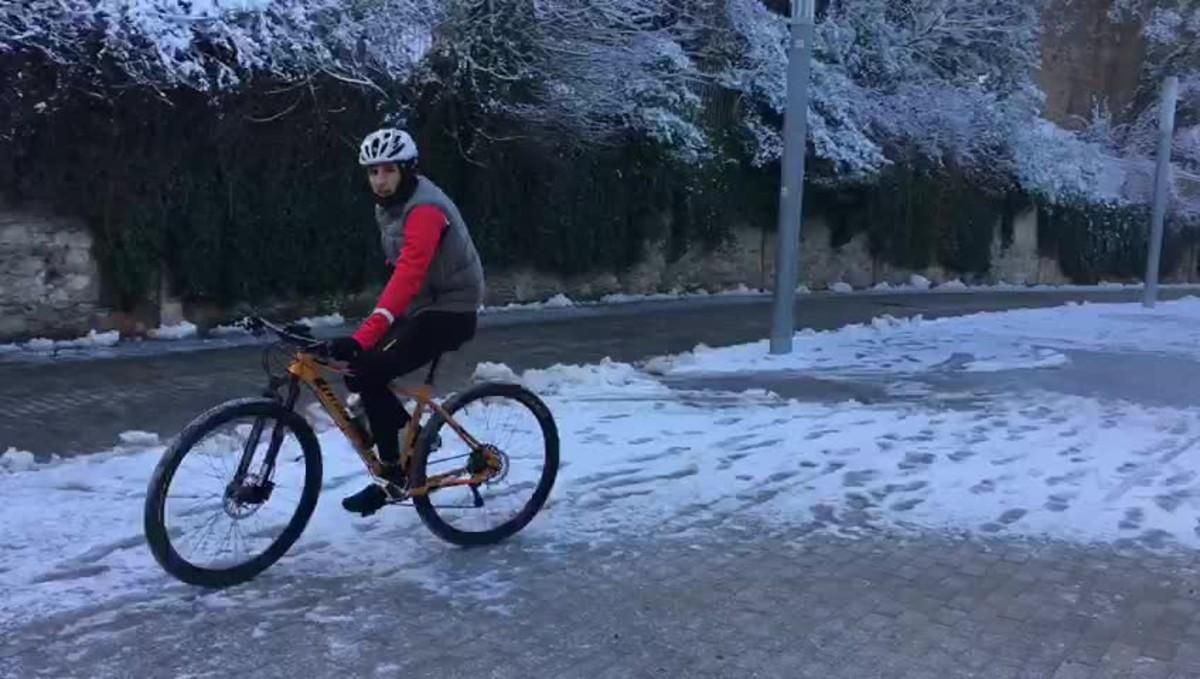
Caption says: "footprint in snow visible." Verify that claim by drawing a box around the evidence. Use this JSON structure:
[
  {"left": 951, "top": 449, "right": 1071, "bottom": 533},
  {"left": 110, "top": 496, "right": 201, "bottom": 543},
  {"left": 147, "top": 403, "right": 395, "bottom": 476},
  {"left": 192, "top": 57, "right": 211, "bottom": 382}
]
[
  {"left": 736, "top": 438, "right": 783, "bottom": 452},
  {"left": 870, "top": 481, "right": 928, "bottom": 501},
  {"left": 810, "top": 503, "right": 838, "bottom": 524},
  {"left": 890, "top": 498, "right": 924, "bottom": 512},
  {"left": 1046, "top": 470, "right": 1087, "bottom": 487},
  {"left": 1044, "top": 493, "right": 1073, "bottom": 512},
  {"left": 971, "top": 480, "right": 996, "bottom": 495},
  {"left": 1154, "top": 490, "right": 1195, "bottom": 513},
  {"left": 1119, "top": 508, "right": 1144, "bottom": 531},
  {"left": 1164, "top": 471, "right": 1197, "bottom": 487},
  {"left": 1139, "top": 530, "right": 1173, "bottom": 549},
  {"left": 844, "top": 492, "right": 873, "bottom": 510},
  {"left": 842, "top": 469, "right": 880, "bottom": 487},
  {"left": 899, "top": 452, "right": 935, "bottom": 470},
  {"left": 978, "top": 509, "right": 1027, "bottom": 533},
  {"left": 998, "top": 508, "right": 1027, "bottom": 525}
]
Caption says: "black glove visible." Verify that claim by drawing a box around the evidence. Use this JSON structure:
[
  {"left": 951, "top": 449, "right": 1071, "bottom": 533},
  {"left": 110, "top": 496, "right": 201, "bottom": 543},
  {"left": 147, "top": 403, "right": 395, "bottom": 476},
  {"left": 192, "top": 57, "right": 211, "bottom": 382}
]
[{"left": 326, "top": 336, "right": 363, "bottom": 362}]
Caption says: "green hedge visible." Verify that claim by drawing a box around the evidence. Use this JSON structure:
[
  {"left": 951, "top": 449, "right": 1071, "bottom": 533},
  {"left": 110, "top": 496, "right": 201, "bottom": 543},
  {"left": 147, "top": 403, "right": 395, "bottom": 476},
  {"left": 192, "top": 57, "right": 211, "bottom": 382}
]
[
  {"left": 4, "top": 48, "right": 1195, "bottom": 313},
  {"left": 1036, "top": 199, "right": 1199, "bottom": 283},
  {"left": 814, "top": 163, "right": 1016, "bottom": 276},
  {"left": 1, "top": 52, "right": 743, "bottom": 310}
]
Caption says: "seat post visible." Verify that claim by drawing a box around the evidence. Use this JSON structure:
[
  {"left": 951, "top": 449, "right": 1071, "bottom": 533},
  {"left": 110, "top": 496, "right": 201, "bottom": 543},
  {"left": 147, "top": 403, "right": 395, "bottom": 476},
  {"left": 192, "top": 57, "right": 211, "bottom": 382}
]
[{"left": 424, "top": 353, "right": 442, "bottom": 386}]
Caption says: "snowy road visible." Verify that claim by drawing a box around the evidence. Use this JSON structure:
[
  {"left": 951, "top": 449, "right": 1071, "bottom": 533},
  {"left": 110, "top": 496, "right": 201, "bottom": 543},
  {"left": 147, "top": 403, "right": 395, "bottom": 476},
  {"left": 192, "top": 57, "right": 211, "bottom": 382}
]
[
  {"left": 7, "top": 295, "right": 1200, "bottom": 677},
  {"left": 3, "top": 286, "right": 1199, "bottom": 458}
]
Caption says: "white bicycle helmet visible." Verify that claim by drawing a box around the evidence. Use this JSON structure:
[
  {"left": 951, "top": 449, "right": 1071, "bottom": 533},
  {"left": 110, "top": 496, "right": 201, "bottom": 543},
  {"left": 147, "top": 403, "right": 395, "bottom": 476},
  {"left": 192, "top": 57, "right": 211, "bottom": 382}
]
[{"left": 358, "top": 128, "right": 418, "bottom": 166}]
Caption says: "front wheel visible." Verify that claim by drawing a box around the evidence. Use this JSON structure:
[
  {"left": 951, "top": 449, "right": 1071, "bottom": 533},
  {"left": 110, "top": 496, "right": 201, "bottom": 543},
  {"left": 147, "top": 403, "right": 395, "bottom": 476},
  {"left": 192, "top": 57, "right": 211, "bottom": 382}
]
[
  {"left": 410, "top": 382, "right": 559, "bottom": 546},
  {"left": 143, "top": 398, "right": 323, "bottom": 588}
]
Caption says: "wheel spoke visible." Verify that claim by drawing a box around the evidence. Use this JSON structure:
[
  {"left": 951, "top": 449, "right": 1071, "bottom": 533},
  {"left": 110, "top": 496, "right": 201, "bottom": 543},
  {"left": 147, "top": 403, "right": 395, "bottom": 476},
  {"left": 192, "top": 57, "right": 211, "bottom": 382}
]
[
  {"left": 411, "top": 384, "right": 558, "bottom": 544},
  {"left": 145, "top": 402, "right": 321, "bottom": 588}
]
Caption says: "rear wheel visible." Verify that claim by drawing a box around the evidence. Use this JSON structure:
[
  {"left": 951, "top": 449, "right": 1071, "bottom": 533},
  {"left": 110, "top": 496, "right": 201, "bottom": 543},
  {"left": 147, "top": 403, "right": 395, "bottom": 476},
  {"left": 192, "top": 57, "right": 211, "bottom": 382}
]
[
  {"left": 409, "top": 382, "right": 559, "bottom": 546},
  {"left": 143, "top": 398, "right": 323, "bottom": 588}
]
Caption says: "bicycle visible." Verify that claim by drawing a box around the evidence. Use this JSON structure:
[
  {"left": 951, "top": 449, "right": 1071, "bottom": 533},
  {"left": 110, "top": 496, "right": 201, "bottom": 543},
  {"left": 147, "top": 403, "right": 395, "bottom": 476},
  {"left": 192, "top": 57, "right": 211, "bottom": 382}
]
[{"left": 142, "top": 315, "right": 560, "bottom": 588}]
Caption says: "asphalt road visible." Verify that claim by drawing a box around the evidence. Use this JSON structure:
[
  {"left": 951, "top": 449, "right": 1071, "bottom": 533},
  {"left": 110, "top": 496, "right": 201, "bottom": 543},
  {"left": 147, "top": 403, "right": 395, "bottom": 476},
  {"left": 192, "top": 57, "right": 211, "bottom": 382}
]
[{"left": 1, "top": 287, "right": 1195, "bottom": 457}]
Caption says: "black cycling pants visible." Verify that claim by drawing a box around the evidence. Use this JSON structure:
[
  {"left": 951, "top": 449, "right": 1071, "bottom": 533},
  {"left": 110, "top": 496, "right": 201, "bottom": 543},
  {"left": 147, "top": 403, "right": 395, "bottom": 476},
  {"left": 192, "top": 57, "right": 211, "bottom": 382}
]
[{"left": 344, "top": 311, "right": 477, "bottom": 464}]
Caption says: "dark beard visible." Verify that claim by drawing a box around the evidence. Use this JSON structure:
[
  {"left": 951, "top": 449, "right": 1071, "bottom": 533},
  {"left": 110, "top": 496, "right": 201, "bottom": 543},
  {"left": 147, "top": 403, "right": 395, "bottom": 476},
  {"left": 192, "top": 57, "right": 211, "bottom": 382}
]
[{"left": 374, "top": 172, "right": 418, "bottom": 208}]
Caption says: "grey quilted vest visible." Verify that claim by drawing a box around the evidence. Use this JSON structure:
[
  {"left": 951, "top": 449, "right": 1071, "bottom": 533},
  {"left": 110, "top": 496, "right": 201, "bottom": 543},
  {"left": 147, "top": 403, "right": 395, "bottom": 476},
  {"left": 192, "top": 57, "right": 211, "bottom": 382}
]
[{"left": 377, "top": 176, "right": 485, "bottom": 315}]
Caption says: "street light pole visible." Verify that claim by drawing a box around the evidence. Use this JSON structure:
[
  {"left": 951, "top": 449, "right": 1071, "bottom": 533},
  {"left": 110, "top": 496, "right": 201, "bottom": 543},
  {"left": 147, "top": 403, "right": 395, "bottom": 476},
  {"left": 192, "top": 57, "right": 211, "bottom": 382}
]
[
  {"left": 1143, "top": 75, "right": 1179, "bottom": 309},
  {"left": 768, "top": 0, "right": 815, "bottom": 355}
]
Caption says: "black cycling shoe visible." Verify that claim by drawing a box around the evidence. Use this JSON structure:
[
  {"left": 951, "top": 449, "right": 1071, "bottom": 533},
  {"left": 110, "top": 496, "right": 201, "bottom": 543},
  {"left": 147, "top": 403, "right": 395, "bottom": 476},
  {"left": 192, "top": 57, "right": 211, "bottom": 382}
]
[
  {"left": 342, "top": 464, "right": 405, "bottom": 517},
  {"left": 341, "top": 484, "right": 389, "bottom": 516}
]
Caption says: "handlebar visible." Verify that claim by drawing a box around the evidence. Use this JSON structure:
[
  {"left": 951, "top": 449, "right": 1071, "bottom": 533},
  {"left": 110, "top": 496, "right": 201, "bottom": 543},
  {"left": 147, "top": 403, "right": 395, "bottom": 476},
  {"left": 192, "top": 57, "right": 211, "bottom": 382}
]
[{"left": 237, "top": 316, "right": 329, "bottom": 356}]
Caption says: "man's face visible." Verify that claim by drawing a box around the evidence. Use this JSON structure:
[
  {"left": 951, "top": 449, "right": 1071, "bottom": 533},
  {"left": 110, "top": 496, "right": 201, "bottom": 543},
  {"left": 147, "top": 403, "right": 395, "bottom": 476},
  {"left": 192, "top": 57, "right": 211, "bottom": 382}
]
[{"left": 367, "top": 162, "right": 401, "bottom": 198}]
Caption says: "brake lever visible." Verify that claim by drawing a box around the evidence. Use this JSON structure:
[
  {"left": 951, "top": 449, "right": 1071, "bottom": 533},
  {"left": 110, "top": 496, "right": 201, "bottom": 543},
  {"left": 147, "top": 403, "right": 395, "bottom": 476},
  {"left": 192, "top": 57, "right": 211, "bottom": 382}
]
[{"left": 282, "top": 322, "right": 314, "bottom": 339}]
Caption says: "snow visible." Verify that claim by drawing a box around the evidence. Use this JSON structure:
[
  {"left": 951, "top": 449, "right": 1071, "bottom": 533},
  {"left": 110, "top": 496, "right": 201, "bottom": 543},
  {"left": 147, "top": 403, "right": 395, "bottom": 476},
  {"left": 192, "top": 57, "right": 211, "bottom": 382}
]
[
  {"left": 294, "top": 313, "right": 345, "bottom": 329},
  {"left": 117, "top": 431, "right": 161, "bottom": 447},
  {"left": 937, "top": 278, "right": 968, "bottom": 291},
  {"left": 10, "top": 330, "right": 122, "bottom": 353},
  {"left": 830, "top": 282, "right": 854, "bottom": 293},
  {"left": 209, "top": 324, "right": 250, "bottom": 337},
  {"left": 148, "top": 321, "right": 197, "bottom": 341},
  {"left": 541, "top": 293, "right": 575, "bottom": 309},
  {"left": 482, "top": 285, "right": 768, "bottom": 314},
  {"left": 646, "top": 298, "right": 1200, "bottom": 379},
  {"left": 962, "top": 349, "right": 1070, "bottom": 373},
  {"left": 908, "top": 274, "right": 932, "bottom": 290},
  {"left": 0, "top": 447, "right": 36, "bottom": 473},
  {"left": 8, "top": 298, "right": 1200, "bottom": 627}
]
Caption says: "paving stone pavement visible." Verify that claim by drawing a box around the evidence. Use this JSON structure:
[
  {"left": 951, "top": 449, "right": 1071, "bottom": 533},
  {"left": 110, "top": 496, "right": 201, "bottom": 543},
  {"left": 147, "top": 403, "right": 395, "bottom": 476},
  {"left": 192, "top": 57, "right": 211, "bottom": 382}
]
[
  {"left": 2, "top": 288, "right": 1197, "bottom": 457},
  {"left": 5, "top": 524, "right": 1200, "bottom": 678}
]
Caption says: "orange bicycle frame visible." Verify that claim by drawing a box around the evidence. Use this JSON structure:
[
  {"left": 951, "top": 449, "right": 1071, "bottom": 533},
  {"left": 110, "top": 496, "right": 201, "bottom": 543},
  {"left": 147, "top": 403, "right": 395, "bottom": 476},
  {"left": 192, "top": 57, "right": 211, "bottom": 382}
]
[{"left": 286, "top": 351, "right": 492, "bottom": 497}]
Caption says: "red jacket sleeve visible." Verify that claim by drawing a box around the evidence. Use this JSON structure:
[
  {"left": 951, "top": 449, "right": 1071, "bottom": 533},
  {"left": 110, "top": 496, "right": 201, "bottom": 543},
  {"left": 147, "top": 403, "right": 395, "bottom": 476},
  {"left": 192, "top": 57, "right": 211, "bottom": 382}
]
[{"left": 351, "top": 205, "right": 448, "bottom": 350}]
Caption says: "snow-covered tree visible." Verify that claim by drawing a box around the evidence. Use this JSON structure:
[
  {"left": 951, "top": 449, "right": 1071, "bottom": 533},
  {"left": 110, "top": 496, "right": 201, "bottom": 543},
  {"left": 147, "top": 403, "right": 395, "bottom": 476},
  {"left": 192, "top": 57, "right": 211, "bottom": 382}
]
[
  {"left": 719, "top": 0, "right": 1046, "bottom": 185},
  {"left": 424, "top": 0, "right": 714, "bottom": 160}
]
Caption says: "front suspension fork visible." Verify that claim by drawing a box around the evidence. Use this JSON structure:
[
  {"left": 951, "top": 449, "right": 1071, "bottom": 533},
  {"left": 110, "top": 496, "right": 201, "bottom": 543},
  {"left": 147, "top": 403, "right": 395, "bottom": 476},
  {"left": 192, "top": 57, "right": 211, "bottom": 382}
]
[{"left": 234, "top": 377, "right": 300, "bottom": 488}]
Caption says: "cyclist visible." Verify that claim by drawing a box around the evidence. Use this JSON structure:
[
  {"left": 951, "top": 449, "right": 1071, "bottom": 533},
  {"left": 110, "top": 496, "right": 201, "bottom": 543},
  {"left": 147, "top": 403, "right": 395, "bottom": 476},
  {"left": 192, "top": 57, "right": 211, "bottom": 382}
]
[{"left": 323, "top": 128, "right": 485, "bottom": 517}]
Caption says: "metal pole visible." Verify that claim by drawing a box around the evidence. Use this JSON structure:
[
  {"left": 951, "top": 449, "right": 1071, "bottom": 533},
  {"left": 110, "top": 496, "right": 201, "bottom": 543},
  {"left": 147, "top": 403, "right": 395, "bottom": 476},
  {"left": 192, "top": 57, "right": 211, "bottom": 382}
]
[
  {"left": 769, "top": 0, "right": 814, "bottom": 354},
  {"left": 1143, "top": 75, "right": 1178, "bottom": 308}
]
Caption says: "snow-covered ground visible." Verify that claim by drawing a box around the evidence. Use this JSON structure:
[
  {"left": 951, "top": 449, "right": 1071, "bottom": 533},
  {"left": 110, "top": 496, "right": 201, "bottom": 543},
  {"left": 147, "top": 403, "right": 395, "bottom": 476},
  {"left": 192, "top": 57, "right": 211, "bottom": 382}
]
[{"left": 5, "top": 297, "right": 1200, "bottom": 629}]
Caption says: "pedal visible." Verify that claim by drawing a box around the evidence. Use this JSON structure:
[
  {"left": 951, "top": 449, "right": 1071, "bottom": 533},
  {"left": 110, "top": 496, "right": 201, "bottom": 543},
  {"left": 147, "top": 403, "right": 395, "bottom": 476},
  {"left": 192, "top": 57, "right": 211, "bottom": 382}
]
[{"left": 383, "top": 481, "right": 408, "bottom": 502}]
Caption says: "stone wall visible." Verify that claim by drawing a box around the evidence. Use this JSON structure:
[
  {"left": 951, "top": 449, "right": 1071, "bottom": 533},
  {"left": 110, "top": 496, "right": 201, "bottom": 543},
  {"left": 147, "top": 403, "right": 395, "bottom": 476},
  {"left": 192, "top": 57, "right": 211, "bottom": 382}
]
[
  {"left": 0, "top": 203, "right": 1193, "bottom": 342},
  {"left": 0, "top": 204, "right": 102, "bottom": 341},
  {"left": 481, "top": 208, "right": 1079, "bottom": 304}
]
